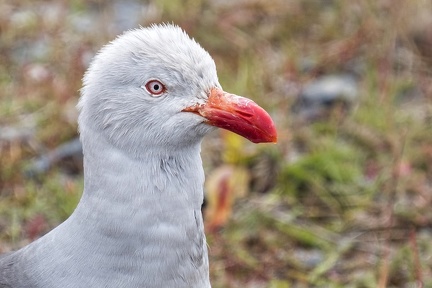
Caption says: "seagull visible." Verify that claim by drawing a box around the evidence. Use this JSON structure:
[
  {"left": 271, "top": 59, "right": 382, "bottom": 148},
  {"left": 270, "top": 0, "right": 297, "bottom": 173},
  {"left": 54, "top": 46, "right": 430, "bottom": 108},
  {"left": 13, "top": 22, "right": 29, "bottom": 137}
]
[{"left": 0, "top": 24, "right": 277, "bottom": 288}]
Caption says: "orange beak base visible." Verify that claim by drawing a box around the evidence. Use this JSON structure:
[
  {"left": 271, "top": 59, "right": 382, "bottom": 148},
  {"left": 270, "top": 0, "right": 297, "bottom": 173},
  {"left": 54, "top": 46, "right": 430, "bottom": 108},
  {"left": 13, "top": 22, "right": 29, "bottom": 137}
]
[{"left": 183, "top": 88, "right": 277, "bottom": 143}]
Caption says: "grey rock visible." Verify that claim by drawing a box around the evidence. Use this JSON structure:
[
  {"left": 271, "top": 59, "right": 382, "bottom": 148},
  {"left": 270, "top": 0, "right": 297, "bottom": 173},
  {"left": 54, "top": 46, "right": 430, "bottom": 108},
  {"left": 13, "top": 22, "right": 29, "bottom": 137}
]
[{"left": 293, "top": 74, "right": 359, "bottom": 121}]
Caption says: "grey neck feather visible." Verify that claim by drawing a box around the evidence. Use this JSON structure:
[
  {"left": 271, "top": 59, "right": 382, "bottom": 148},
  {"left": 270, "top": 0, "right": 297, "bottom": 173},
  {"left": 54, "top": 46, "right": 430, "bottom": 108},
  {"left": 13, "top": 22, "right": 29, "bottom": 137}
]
[{"left": 1, "top": 127, "right": 210, "bottom": 288}]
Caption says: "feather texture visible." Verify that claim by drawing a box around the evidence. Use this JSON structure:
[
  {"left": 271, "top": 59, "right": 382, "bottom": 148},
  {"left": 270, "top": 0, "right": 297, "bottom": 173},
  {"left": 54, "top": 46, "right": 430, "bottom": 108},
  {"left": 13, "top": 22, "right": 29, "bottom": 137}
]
[{"left": 0, "top": 24, "right": 213, "bottom": 288}]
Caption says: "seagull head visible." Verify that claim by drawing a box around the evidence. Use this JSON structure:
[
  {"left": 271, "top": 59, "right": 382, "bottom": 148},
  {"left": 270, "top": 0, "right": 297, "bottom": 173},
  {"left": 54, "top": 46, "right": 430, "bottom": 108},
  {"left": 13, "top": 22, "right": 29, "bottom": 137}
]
[{"left": 78, "top": 24, "right": 276, "bottom": 156}]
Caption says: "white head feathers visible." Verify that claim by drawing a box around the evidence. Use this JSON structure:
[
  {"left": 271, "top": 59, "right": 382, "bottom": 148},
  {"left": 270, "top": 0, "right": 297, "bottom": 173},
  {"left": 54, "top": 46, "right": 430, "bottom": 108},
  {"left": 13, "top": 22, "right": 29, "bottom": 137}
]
[{"left": 78, "top": 24, "right": 220, "bottom": 156}]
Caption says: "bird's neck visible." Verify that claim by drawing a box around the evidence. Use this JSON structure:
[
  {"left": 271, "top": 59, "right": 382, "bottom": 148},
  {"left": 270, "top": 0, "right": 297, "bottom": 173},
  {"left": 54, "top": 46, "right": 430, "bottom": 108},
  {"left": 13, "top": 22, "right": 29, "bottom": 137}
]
[
  {"left": 74, "top": 130, "right": 205, "bottom": 227},
  {"left": 49, "top": 130, "right": 210, "bottom": 286}
]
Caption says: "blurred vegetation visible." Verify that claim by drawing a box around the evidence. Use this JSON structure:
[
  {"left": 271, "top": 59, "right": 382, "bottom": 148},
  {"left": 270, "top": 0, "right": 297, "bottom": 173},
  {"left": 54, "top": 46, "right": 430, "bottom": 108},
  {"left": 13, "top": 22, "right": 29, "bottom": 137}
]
[{"left": 1, "top": 0, "right": 432, "bottom": 287}]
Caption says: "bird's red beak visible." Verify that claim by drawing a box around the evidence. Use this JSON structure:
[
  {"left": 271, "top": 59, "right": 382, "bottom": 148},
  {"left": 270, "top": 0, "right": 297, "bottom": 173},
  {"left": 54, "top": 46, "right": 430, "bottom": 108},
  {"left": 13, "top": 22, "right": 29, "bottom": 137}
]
[{"left": 183, "top": 88, "right": 277, "bottom": 143}]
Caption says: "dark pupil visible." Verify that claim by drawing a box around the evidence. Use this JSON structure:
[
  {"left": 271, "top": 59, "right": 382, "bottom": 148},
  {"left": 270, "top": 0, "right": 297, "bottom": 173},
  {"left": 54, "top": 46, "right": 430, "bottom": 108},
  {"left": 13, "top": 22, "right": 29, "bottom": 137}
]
[{"left": 153, "top": 84, "right": 160, "bottom": 91}]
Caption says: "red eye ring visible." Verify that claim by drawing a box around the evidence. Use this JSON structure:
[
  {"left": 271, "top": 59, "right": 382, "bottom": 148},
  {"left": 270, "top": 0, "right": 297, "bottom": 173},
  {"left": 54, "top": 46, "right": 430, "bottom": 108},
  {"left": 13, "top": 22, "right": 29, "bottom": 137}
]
[{"left": 144, "top": 79, "right": 166, "bottom": 96}]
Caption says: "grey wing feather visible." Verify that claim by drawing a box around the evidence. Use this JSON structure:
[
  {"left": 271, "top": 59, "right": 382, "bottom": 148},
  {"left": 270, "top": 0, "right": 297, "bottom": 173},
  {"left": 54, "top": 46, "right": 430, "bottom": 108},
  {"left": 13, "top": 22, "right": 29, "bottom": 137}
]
[{"left": 0, "top": 251, "right": 33, "bottom": 288}]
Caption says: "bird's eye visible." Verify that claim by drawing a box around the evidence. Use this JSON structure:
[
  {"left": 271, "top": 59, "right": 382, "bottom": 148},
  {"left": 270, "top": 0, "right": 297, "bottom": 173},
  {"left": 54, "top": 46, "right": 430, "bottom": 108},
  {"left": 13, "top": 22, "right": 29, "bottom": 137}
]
[{"left": 143, "top": 80, "right": 166, "bottom": 97}]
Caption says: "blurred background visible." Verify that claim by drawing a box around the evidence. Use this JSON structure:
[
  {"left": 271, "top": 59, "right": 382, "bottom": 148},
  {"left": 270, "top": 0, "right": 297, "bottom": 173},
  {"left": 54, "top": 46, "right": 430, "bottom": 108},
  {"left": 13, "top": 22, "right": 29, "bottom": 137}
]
[{"left": 1, "top": 0, "right": 432, "bottom": 287}]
